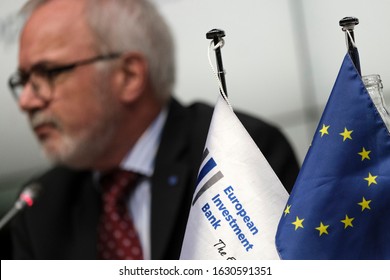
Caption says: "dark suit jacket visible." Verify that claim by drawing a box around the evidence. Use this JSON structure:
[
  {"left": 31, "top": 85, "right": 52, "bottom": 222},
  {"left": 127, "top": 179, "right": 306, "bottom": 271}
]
[{"left": 10, "top": 98, "right": 299, "bottom": 259}]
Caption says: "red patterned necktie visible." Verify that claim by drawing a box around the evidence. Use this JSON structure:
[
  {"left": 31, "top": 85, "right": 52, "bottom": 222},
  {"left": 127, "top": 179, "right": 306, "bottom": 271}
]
[{"left": 97, "top": 169, "right": 144, "bottom": 260}]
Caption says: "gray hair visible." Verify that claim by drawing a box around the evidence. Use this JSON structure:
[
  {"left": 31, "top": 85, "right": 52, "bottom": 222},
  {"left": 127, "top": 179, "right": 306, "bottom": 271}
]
[{"left": 21, "top": 0, "right": 175, "bottom": 101}]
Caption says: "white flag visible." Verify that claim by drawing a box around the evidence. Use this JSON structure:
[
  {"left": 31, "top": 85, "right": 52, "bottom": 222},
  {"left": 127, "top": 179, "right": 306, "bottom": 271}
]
[{"left": 180, "top": 96, "right": 289, "bottom": 260}]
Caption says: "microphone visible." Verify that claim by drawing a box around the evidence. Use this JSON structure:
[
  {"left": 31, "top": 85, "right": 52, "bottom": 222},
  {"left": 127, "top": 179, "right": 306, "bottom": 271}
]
[{"left": 0, "top": 183, "right": 42, "bottom": 230}]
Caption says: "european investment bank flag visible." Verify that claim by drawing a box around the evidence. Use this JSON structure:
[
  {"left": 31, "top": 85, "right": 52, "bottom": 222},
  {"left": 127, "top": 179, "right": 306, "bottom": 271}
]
[
  {"left": 276, "top": 54, "right": 390, "bottom": 259},
  {"left": 180, "top": 96, "right": 289, "bottom": 259}
]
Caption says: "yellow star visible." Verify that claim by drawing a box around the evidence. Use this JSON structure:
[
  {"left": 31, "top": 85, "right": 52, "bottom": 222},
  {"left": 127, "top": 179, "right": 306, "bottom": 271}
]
[
  {"left": 319, "top": 124, "right": 330, "bottom": 137},
  {"left": 358, "top": 197, "right": 372, "bottom": 211},
  {"left": 341, "top": 215, "right": 354, "bottom": 229},
  {"left": 284, "top": 205, "right": 291, "bottom": 217},
  {"left": 292, "top": 216, "right": 304, "bottom": 230},
  {"left": 315, "top": 222, "right": 329, "bottom": 236},
  {"left": 358, "top": 147, "right": 371, "bottom": 161},
  {"left": 364, "top": 172, "right": 378, "bottom": 186},
  {"left": 339, "top": 127, "right": 353, "bottom": 141}
]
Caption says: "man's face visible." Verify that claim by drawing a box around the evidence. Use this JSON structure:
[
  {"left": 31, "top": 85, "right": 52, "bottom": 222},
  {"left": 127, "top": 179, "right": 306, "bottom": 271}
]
[{"left": 18, "top": 0, "right": 120, "bottom": 169}]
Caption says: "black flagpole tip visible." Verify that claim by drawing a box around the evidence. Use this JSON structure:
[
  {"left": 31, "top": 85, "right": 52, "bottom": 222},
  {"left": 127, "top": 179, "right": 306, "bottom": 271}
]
[
  {"left": 339, "top": 17, "right": 359, "bottom": 28},
  {"left": 206, "top": 29, "right": 225, "bottom": 39}
]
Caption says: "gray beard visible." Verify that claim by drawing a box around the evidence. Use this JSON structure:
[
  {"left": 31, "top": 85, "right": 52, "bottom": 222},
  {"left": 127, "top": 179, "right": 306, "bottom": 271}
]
[{"left": 41, "top": 120, "right": 116, "bottom": 170}]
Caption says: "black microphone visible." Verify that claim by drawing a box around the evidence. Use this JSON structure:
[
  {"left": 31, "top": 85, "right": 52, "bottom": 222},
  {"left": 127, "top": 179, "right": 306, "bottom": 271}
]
[{"left": 0, "top": 183, "right": 42, "bottom": 230}]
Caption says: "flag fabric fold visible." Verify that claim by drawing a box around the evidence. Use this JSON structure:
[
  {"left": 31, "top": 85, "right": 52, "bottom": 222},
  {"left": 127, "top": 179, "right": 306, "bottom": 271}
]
[
  {"left": 276, "top": 54, "right": 390, "bottom": 259},
  {"left": 180, "top": 96, "right": 289, "bottom": 260}
]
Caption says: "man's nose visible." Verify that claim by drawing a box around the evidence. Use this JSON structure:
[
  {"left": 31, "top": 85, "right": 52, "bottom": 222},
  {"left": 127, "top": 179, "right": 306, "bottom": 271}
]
[{"left": 18, "top": 84, "right": 47, "bottom": 112}]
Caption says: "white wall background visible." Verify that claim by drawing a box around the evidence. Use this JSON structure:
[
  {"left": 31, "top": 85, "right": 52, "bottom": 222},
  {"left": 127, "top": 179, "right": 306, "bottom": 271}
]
[{"left": 1, "top": 0, "right": 390, "bottom": 180}]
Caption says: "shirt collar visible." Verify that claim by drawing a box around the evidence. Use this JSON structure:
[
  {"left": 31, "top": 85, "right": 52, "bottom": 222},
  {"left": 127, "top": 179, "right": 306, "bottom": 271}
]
[{"left": 119, "top": 107, "right": 168, "bottom": 177}]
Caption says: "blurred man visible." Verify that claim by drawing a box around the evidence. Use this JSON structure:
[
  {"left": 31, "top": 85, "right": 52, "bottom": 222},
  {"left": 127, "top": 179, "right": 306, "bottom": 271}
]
[{"left": 9, "top": 0, "right": 299, "bottom": 259}]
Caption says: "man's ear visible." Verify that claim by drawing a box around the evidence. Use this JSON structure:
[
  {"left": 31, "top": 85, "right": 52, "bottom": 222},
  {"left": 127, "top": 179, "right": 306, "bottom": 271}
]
[{"left": 117, "top": 52, "right": 148, "bottom": 103}]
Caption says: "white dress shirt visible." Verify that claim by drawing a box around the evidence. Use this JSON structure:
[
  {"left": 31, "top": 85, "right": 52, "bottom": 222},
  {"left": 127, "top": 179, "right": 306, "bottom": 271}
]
[{"left": 119, "top": 108, "right": 168, "bottom": 260}]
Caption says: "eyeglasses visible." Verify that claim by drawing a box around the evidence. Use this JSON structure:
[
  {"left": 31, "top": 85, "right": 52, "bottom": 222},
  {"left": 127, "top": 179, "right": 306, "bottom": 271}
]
[{"left": 8, "top": 53, "right": 122, "bottom": 102}]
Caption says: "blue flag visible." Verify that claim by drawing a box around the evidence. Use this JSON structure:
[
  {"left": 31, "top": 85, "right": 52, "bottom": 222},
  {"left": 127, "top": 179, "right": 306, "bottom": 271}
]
[{"left": 276, "top": 54, "right": 390, "bottom": 259}]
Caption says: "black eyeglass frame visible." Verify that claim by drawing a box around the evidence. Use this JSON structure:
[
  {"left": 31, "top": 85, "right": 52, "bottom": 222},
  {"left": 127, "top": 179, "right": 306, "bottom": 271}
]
[{"left": 8, "top": 53, "right": 122, "bottom": 101}]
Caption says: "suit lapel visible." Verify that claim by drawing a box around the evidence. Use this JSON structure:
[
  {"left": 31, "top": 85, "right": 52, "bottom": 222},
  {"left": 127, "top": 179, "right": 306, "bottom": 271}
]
[
  {"left": 150, "top": 99, "right": 205, "bottom": 259},
  {"left": 70, "top": 173, "right": 100, "bottom": 259}
]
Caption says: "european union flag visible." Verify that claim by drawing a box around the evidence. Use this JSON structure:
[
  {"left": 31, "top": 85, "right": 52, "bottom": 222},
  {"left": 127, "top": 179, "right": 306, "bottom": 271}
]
[{"left": 276, "top": 54, "right": 390, "bottom": 259}]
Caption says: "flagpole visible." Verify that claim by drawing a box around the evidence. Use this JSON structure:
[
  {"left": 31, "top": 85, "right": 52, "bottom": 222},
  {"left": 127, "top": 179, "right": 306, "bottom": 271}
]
[
  {"left": 206, "top": 29, "right": 228, "bottom": 97},
  {"left": 339, "top": 17, "right": 361, "bottom": 75}
]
